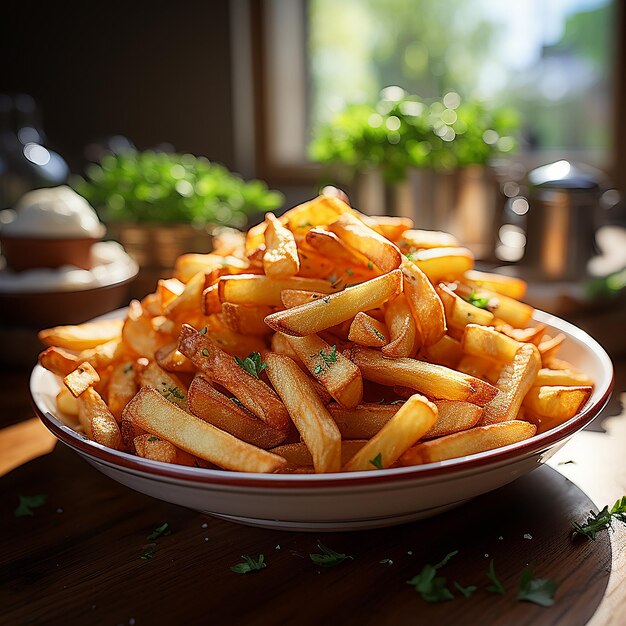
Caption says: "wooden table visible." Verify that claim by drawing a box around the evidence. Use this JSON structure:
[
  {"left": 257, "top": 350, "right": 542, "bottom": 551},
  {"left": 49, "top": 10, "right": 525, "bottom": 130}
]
[{"left": 1, "top": 338, "right": 625, "bottom": 626}]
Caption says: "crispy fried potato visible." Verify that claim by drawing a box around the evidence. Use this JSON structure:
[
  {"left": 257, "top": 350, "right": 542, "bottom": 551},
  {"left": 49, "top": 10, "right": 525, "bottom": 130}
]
[
  {"left": 264, "top": 270, "right": 401, "bottom": 337},
  {"left": 523, "top": 385, "right": 592, "bottom": 422},
  {"left": 538, "top": 334, "right": 566, "bottom": 364},
  {"left": 163, "top": 270, "right": 208, "bottom": 319},
  {"left": 263, "top": 212, "right": 300, "bottom": 277},
  {"left": 457, "top": 354, "right": 501, "bottom": 384},
  {"left": 221, "top": 302, "right": 275, "bottom": 336},
  {"left": 122, "top": 300, "right": 166, "bottom": 358},
  {"left": 154, "top": 341, "right": 197, "bottom": 373},
  {"left": 63, "top": 362, "right": 101, "bottom": 398},
  {"left": 157, "top": 278, "right": 185, "bottom": 309},
  {"left": 280, "top": 289, "right": 328, "bottom": 308},
  {"left": 134, "top": 433, "right": 178, "bottom": 463},
  {"left": 39, "top": 346, "right": 79, "bottom": 376},
  {"left": 382, "top": 293, "right": 419, "bottom": 358},
  {"left": 187, "top": 375, "right": 287, "bottom": 448},
  {"left": 78, "top": 387, "right": 122, "bottom": 449},
  {"left": 426, "top": 400, "right": 483, "bottom": 438},
  {"left": 264, "top": 352, "right": 341, "bottom": 472},
  {"left": 410, "top": 247, "right": 474, "bottom": 282},
  {"left": 38, "top": 319, "right": 123, "bottom": 351},
  {"left": 348, "top": 312, "right": 389, "bottom": 347},
  {"left": 107, "top": 360, "right": 137, "bottom": 421},
  {"left": 178, "top": 324, "right": 289, "bottom": 431},
  {"left": 77, "top": 338, "right": 123, "bottom": 371},
  {"left": 201, "top": 284, "right": 222, "bottom": 315},
  {"left": 534, "top": 368, "right": 594, "bottom": 387},
  {"left": 421, "top": 334, "right": 462, "bottom": 369},
  {"left": 125, "top": 387, "right": 286, "bottom": 473},
  {"left": 173, "top": 253, "right": 248, "bottom": 284},
  {"left": 350, "top": 345, "right": 498, "bottom": 406},
  {"left": 212, "top": 226, "right": 246, "bottom": 257},
  {"left": 366, "top": 216, "right": 413, "bottom": 242},
  {"left": 56, "top": 386, "right": 79, "bottom": 416},
  {"left": 480, "top": 343, "right": 541, "bottom": 425},
  {"left": 400, "top": 229, "right": 459, "bottom": 250},
  {"left": 328, "top": 212, "right": 402, "bottom": 273},
  {"left": 436, "top": 283, "right": 494, "bottom": 329},
  {"left": 458, "top": 283, "right": 534, "bottom": 328},
  {"left": 463, "top": 269, "right": 527, "bottom": 300},
  {"left": 305, "top": 228, "right": 372, "bottom": 268},
  {"left": 343, "top": 394, "right": 437, "bottom": 471},
  {"left": 219, "top": 274, "right": 337, "bottom": 307},
  {"left": 271, "top": 440, "right": 367, "bottom": 470},
  {"left": 283, "top": 333, "right": 363, "bottom": 408},
  {"left": 494, "top": 321, "right": 546, "bottom": 345},
  {"left": 135, "top": 360, "right": 187, "bottom": 410},
  {"left": 461, "top": 324, "right": 522, "bottom": 363},
  {"left": 399, "top": 420, "right": 536, "bottom": 465},
  {"left": 199, "top": 314, "right": 267, "bottom": 357}
]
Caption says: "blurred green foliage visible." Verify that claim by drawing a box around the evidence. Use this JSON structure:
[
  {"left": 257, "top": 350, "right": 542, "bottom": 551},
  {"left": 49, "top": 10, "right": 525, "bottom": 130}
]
[
  {"left": 74, "top": 151, "right": 283, "bottom": 227},
  {"left": 310, "top": 88, "right": 519, "bottom": 182}
]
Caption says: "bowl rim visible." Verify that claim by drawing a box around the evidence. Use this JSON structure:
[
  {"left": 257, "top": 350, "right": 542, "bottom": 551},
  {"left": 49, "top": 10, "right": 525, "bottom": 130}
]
[{"left": 31, "top": 308, "right": 614, "bottom": 489}]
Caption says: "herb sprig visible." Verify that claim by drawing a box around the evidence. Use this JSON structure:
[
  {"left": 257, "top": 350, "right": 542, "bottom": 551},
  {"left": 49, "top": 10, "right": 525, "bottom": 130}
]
[
  {"left": 517, "top": 569, "right": 558, "bottom": 607},
  {"left": 369, "top": 453, "right": 383, "bottom": 470},
  {"left": 572, "top": 496, "right": 626, "bottom": 540},
  {"left": 406, "top": 550, "right": 458, "bottom": 603},
  {"left": 467, "top": 291, "right": 491, "bottom": 310},
  {"left": 486, "top": 559, "right": 505, "bottom": 595},
  {"left": 231, "top": 554, "right": 266, "bottom": 574},
  {"left": 309, "top": 541, "right": 353, "bottom": 567},
  {"left": 14, "top": 494, "right": 48, "bottom": 517},
  {"left": 234, "top": 352, "right": 267, "bottom": 379},
  {"left": 147, "top": 522, "right": 171, "bottom": 540}
]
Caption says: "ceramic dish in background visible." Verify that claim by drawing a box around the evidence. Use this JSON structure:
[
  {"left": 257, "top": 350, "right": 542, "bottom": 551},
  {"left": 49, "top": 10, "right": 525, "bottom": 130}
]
[{"left": 31, "top": 308, "right": 613, "bottom": 532}]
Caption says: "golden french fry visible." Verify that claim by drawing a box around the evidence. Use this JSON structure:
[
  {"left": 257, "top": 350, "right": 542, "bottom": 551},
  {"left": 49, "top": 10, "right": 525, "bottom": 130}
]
[
  {"left": 461, "top": 324, "right": 522, "bottom": 363},
  {"left": 280, "top": 289, "right": 328, "bottom": 308},
  {"left": 221, "top": 302, "right": 275, "bottom": 336},
  {"left": 136, "top": 360, "right": 188, "bottom": 410},
  {"left": 400, "top": 229, "right": 459, "bottom": 250},
  {"left": 173, "top": 253, "right": 248, "bottom": 284},
  {"left": 410, "top": 247, "right": 474, "bottom": 282},
  {"left": 328, "top": 212, "right": 402, "bottom": 273},
  {"left": 436, "top": 283, "right": 494, "bottom": 329},
  {"left": 163, "top": 270, "right": 209, "bottom": 319},
  {"left": 494, "top": 321, "right": 546, "bottom": 345},
  {"left": 107, "top": 360, "right": 138, "bottom": 421},
  {"left": 200, "top": 314, "right": 267, "bottom": 357},
  {"left": 264, "top": 270, "right": 401, "bottom": 337},
  {"left": 134, "top": 433, "right": 178, "bottom": 463},
  {"left": 157, "top": 278, "right": 185, "bottom": 309},
  {"left": 125, "top": 387, "right": 286, "bottom": 473},
  {"left": 283, "top": 333, "right": 363, "bottom": 408},
  {"left": 154, "top": 341, "right": 197, "bottom": 373},
  {"left": 212, "top": 226, "right": 246, "bottom": 257},
  {"left": 480, "top": 343, "right": 542, "bottom": 425},
  {"left": 426, "top": 400, "right": 483, "bottom": 438},
  {"left": 38, "top": 319, "right": 123, "bottom": 351},
  {"left": 263, "top": 212, "right": 300, "bottom": 277},
  {"left": 421, "top": 334, "right": 462, "bottom": 369},
  {"left": 402, "top": 260, "right": 446, "bottom": 346},
  {"left": 39, "top": 346, "right": 79, "bottom": 377},
  {"left": 56, "top": 386, "right": 79, "bottom": 416},
  {"left": 187, "top": 375, "right": 288, "bottom": 448},
  {"left": 534, "top": 368, "right": 594, "bottom": 387},
  {"left": 141, "top": 292, "right": 163, "bottom": 317},
  {"left": 219, "top": 274, "right": 337, "bottom": 307},
  {"left": 343, "top": 394, "right": 437, "bottom": 471},
  {"left": 178, "top": 324, "right": 289, "bottom": 431},
  {"left": 77, "top": 338, "right": 123, "bottom": 371},
  {"left": 304, "top": 228, "right": 371, "bottom": 268},
  {"left": 271, "top": 440, "right": 367, "bottom": 470},
  {"left": 538, "top": 334, "right": 566, "bottom": 364},
  {"left": 399, "top": 420, "right": 536, "bottom": 465},
  {"left": 458, "top": 283, "right": 533, "bottom": 328},
  {"left": 348, "top": 311, "right": 389, "bottom": 347},
  {"left": 523, "top": 385, "right": 592, "bottom": 422},
  {"left": 457, "top": 354, "right": 501, "bottom": 384},
  {"left": 349, "top": 345, "right": 498, "bottom": 406},
  {"left": 122, "top": 300, "right": 167, "bottom": 358},
  {"left": 63, "top": 362, "right": 101, "bottom": 398},
  {"left": 463, "top": 269, "right": 527, "bottom": 300},
  {"left": 382, "top": 293, "right": 419, "bottom": 358},
  {"left": 366, "top": 216, "right": 413, "bottom": 242},
  {"left": 201, "top": 284, "right": 222, "bottom": 315},
  {"left": 78, "top": 387, "right": 122, "bottom": 449},
  {"left": 264, "top": 352, "right": 341, "bottom": 472}
]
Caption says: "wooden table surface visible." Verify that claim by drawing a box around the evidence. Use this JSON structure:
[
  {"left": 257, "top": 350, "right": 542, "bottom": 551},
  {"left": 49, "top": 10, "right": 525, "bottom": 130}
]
[{"left": 1, "top": 321, "right": 625, "bottom": 626}]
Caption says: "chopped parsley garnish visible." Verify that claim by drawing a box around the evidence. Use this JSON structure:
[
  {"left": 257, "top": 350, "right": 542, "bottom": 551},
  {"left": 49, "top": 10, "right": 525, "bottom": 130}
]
[
  {"left": 200, "top": 326, "right": 208, "bottom": 335},
  {"left": 406, "top": 550, "right": 458, "bottom": 602},
  {"left": 486, "top": 559, "right": 505, "bottom": 595},
  {"left": 517, "top": 569, "right": 558, "bottom": 607},
  {"left": 140, "top": 544, "right": 157, "bottom": 560},
  {"left": 453, "top": 582, "right": 477, "bottom": 598},
  {"left": 201, "top": 348, "right": 209, "bottom": 357},
  {"left": 14, "top": 494, "right": 47, "bottom": 517},
  {"left": 147, "top": 436, "right": 160, "bottom": 442},
  {"left": 313, "top": 364, "right": 324, "bottom": 376},
  {"left": 390, "top": 399, "right": 404, "bottom": 405},
  {"left": 326, "top": 275, "right": 337, "bottom": 284},
  {"left": 230, "top": 554, "right": 266, "bottom": 574},
  {"left": 369, "top": 453, "right": 383, "bottom": 470},
  {"left": 123, "top": 364, "right": 133, "bottom": 374},
  {"left": 299, "top": 221, "right": 312, "bottom": 228},
  {"left": 309, "top": 541, "right": 353, "bottom": 567},
  {"left": 346, "top": 268, "right": 354, "bottom": 276},
  {"left": 234, "top": 352, "right": 267, "bottom": 379},
  {"left": 320, "top": 345, "right": 337, "bottom": 365},
  {"left": 572, "top": 496, "right": 626, "bottom": 540},
  {"left": 147, "top": 522, "right": 171, "bottom": 540},
  {"left": 162, "top": 386, "right": 185, "bottom": 400},
  {"left": 367, "top": 261, "right": 374, "bottom": 270},
  {"left": 372, "top": 328, "right": 386, "bottom": 342},
  {"left": 405, "top": 253, "right": 416, "bottom": 261},
  {"left": 231, "top": 397, "right": 246, "bottom": 409},
  {"left": 322, "top": 295, "right": 331, "bottom": 303},
  {"left": 467, "top": 291, "right": 491, "bottom": 310}
]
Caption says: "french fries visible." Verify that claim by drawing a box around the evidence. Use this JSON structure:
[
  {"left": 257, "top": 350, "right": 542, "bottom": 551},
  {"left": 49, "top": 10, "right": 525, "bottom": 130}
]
[{"left": 36, "top": 193, "right": 595, "bottom": 475}]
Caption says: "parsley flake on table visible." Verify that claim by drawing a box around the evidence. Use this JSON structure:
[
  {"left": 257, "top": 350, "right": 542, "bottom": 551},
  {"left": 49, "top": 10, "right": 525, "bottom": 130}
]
[
  {"left": 369, "top": 453, "right": 383, "bottom": 470},
  {"left": 467, "top": 291, "right": 491, "bottom": 310},
  {"left": 230, "top": 554, "right": 266, "bottom": 574},
  {"left": 147, "top": 522, "right": 171, "bottom": 540},
  {"left": 309, "top": 541, "right": 353, "bottom": 567},
  {"left": 15, "top": 494, "right": 47, "bottom": 517},
  {"left": 486, "top": 559, "right": 506, "bottom": 595},
  {"left": 234, "top": 352, "right": 267, "bottom": 379},
  {"left": 140, "top": 543, "right": 157, "bottom": 560},
  {"left": 517, "top": 569, "right": 558, "bottom": 607},
  {"left": 380, "top": 558, "right": 393, "bottom": 565},
  {"left": 406, "top": 550, "right": 458, "bottom": 603},
  {"left": 390, "top": 399, "right": 404, "bottom": 405},
  {"left": 572, "top": 496, "right": 626, "bottom": 540},
  {"left": 453, "top": 582, "right": 477, "bottom": 598}
]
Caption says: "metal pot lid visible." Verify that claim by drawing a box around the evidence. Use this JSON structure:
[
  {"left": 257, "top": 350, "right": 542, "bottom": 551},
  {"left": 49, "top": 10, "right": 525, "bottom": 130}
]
[{"left": 528, "top": 160, "right": 603, "bottom": 190}]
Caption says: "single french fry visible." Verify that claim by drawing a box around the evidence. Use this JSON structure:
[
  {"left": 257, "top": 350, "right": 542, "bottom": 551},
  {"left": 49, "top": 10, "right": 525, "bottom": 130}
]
[
  {"left": 187, "top": 375, "right": 287, "bottom": 448},
  {"left": 534, "top": 368, "right": 594, "bottom": 387},
  {"left": 157, "top": 277, "right": 185, "bottom": 309},
  {"left": 480, "top": 343, "right": 542, "bottom": 425},
  {"left": 77, "top": 338, "right": 124, "bottom": 371},
  {"left": 134, "top": 433, "right": 178, "bottom": 463},
  {"left": 461, "top": 324, "right": 522, "bottom": 363},
  {"left": 426, "top": 400, "right": 483, "bottom": 438},
  {"left": 263, "top": 212, "right": 300, "bottom": 277},
  {"left": 402, "top": 260, "right": 446, "bottom": 346},
  {"left": 457, "top": 283, "right": 534, "bottom": 328},
  {"left": 56, "top": 386, "right": 79, "bottom": 416},
  {"left": 328, "top": 212, "right": 402, "bottom": 273},
  {"left": 264, "top": 270, "right": 401, "bottom": 337},
  {"left": 382, "top": 293, "right": 419, "bottom": 358},
  {"left": 280, "top": 289, "right": 328, "bottom": 308},
  {"left": 410, "top": 247, "right": 474, "bottom": 282},
  {"left": 221, "top": 302, "right": 275, "bottom": 336},
  {"left": 124, "top": 387, "right": 286, "bottom": 473},
  {"left": 201, "top": 284, "right": 222, "bottom": 315},
  {"left": 349, "top": 345, "right": 498, "bottom": 406},
  {"left": 39, "top": 346, "right": 79, "bottom": 376},
  {"left": 78, "top": 387, "right": 122, "bottom": 449},
  {"left": 348, "top": 311, "right": 389, "bottom": 347},
  {"left": 264, "top": 352, "right": 341, "bottom": 472},
  {"left": 141, "top": 292, "right": 163, "bottom": 317},
  {"left": 152, "top": 315, "right": 179, "bottom": 338},
  {"left": 457, "top": 354, "right": 501, "bottom": 384},
  {"left": 173, "top": 253, "right": 248, "bottom": 284},
  {"left": 107, "top": 360, "right": 138, "bottom": 421},
  {"left": 463, "top": 269, "right": 527, "bottom": 300},
  {"left": 366, "top": 216, "right": 413, "bottom": 242},
  {"left": 436, "top": 283, "right": 494, "bottom": 329},
  {"left": 343, "top": 394, "right": 438, "bottom": 471},
  {"left": 271, "top": 440, "right": 367, "bottom": 470},
  {"left": 163, "top": 270, "right": 208, "bottom": 319},
  {"left": 64, "top": 362, "right": 101, "bottom": 398},
  {"left": 421, "top": 334, "right": 462, "bottom": 369},
  {"left": 399, "top": 420, "right": 536, "bottom": 465},
  {"left": 523, "top": 385, "right": 592, "bottom": 422},
  {"left": 200, "top": 314, "right": 267, "bottom": 357},
  {"left": 219, "top": 274, "right": 337, "bottom": 307},
  {"left": 284, "top": 333, "right": 363, "bottom": 408},
  {"left": 38, "top": 319, "right": 123, "bottom": 351},
  {"left": 122, "top": 300, "right": 166, "bottom": 358},
  {"left": 494, "top": 322, "right": 546, "bottom": 345},
  {"left": 538, "top": 334, "right": 566, "bottom": 364},
  {"left": 304, "top": 228, "right": 371, "bottom": 267},
  {"left": 154, "top": 341, "right": 197, "bottom": 373},
  {"left": 400, "top": 229, "right": 459, "bottom": 250},
  {"left": 178, "top": 324, "right": 290, "bottom": 431},
  {"left": 212, "top": 226, "right": 246, "bottom": 257},
  {"left": 136, "top": 360, "right": 187, "bottom": 410}
]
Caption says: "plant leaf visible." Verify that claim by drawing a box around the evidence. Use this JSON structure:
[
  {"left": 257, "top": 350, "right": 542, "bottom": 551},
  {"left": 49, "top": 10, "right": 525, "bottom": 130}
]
[{"left": 517, "top": 568, "right": 558, "bottom": 607}]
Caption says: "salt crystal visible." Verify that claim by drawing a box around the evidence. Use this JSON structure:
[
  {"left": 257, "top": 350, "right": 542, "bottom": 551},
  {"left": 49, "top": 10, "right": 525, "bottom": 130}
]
[
  {"left": 523, "top": 533, "right": 533, "bottom": 540},
  {"left": 201, "top": 523, "right": 208, "bottom": 529}
]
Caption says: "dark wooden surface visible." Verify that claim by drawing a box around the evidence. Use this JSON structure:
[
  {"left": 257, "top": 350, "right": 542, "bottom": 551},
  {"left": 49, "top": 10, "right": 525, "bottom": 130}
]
[{"left": 0, "top": 444, "right": 613, "bottom": 626}]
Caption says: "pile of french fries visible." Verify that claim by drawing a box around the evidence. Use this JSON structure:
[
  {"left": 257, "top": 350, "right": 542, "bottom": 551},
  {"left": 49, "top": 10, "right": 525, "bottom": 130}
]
[{"left": 38, "top": 194, "right": 594, "bottom": 474}]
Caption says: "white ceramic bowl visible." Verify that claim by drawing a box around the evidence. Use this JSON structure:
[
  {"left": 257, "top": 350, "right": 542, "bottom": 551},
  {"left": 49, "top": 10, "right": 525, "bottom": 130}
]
[{"left": 31, "top": 309, "right": 613, "bottom": 532}]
